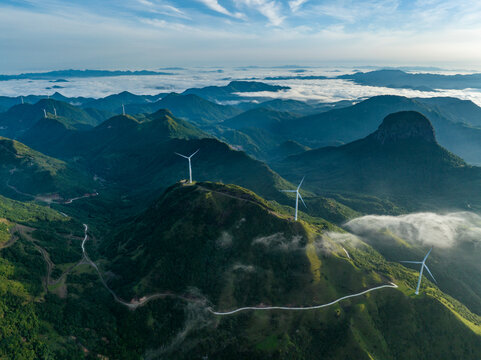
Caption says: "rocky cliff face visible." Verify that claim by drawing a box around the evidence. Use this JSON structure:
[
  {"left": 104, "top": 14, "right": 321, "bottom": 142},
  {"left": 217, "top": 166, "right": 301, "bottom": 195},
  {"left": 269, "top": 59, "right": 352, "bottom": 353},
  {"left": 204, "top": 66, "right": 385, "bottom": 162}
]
[{"left": 373, "top": 111, "right": 436, "bottom": 144}]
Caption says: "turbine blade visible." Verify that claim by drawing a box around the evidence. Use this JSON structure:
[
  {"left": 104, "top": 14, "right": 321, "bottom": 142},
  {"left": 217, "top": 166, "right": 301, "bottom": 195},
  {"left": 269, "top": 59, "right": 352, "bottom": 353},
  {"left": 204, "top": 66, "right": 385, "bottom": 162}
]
[
  {"left": 175, "top": 152, "right": 189, "bottom": 159},
  {"left": 298, "top": 192, "right": 307, "bottom": 208},
  {"left": 423, "top": 264, "right": 437, "bottom": 284},
  {"left": 423, "top": 247, "right": 433, "bottom": 262},
  {"left": 189, "top": 149, "right": 200, "bottom": 158},
  {"left": 400, "top": 261, "right": 423, "bottom": 264},
  {"left": 297, "top": 176, "right": 305, "bottom": 190},
  {"left": 281, "top": 190, "right": 297, "bottom": 193}
]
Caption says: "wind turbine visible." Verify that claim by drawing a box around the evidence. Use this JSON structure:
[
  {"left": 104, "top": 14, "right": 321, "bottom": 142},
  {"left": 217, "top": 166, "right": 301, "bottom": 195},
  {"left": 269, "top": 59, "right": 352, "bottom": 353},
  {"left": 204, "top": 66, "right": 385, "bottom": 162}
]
[
  {"left": 53, "top": 107, "right": 57, "bottom": 118},
  {"left": 281, "top": 177, "right": 307, "bottom": 221},
  {"left": 175, "top": 149, "right": 199, "bottom": 184},
  {"left": 400, "top": 248, "right": 437, "bottom": 295},
  {"left": 122, "top": 104, "right": 125, "bottom": 116},
  {"left": 43, "top": 109, "right": 47, "bottom": 118},
  {"left": 21, "top": 96, "right": 24, "bottom": 104}
]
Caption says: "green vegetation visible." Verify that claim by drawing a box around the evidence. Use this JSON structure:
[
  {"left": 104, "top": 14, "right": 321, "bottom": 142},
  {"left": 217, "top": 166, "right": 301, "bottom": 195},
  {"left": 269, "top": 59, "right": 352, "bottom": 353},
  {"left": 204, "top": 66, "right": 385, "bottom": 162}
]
[
  {"left": 2, "top": 90, "right": 481, "bottom": 358},
  {"left": 98, "top": 182, "right": 481, "bottom": 358},
  {"left": 0, "top": 137, "right": 94, "bottom": 199},
  {"left": 275, "top": 111, "right": 481, "bottom": 211}
]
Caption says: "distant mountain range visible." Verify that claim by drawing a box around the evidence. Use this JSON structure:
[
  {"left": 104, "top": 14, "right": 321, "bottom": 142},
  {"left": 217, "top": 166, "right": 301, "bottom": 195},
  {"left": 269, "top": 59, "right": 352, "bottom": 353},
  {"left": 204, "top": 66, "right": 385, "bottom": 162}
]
[
  {"left": 338, "top": 69, "right": 481, "bottom": 90},
  {"left": 182, "top": 80, "right": 290, "bottom": 102},
  {"left": 0, "top": 69, "right": 175, "bottom": 81},
  {"left": 0, "top": 99, "right": 110, "bottom": 138},
  {"left": 123, "top": 93, "right": 242, "bottom": 126}
]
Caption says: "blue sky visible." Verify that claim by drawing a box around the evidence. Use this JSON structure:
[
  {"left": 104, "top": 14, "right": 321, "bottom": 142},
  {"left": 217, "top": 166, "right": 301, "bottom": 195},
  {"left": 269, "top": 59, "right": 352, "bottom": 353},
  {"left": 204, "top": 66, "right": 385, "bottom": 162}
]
[{"left": 1, "top": 0, "right": 481, "bottom": 72}]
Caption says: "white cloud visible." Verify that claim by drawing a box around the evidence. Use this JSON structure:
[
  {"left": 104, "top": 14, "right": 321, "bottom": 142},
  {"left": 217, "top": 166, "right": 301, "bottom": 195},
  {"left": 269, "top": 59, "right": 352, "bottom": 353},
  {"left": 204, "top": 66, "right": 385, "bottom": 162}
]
[
  {"left": 235, "top": 0, "right": 285, "bottom": 26},
  {"left": 289, "top": 0, "right": 308, "bottom": 12},
  {"left": 137, "top": 0, "right": 154, "bottom": 6},
  {"left": 345, "top": 212, "right": 481, "bottom": 249},
  {"left": 252, "top": 233, "right": 304, "bottom": 250},
  {"left": 197, "top": 0, "right": 245, "bottom": 19}
]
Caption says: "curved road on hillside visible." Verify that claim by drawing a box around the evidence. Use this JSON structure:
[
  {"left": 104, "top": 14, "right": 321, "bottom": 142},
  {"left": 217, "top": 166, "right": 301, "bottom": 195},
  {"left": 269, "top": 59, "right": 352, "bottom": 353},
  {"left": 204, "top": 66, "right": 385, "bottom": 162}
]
[
  {"left": 55, "top": 191, "right": 401, "bottom": 314},
  {"left": 81, "top": 224, "right": 197, "bottom": 309},
  {"left": 81, "top": 223, "right": 398, "bottom": 315},
  {"left": 209, "top": 283, "right": 398, "bottom": 316}
]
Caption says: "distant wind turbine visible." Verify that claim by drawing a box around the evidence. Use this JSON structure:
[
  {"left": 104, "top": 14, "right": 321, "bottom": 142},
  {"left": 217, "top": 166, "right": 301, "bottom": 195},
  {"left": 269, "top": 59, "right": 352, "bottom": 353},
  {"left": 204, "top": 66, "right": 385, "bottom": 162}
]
[
  {"left": 281, "top": 177, "right": 307, "bottom": 221},
  {"left": 175, "top": 149, "right": 199, "bottom": 184},
  {"left": 122, "top": 104, "right": 125, "bottom": 116},
  {"left": 53, "top": 107, "right": 57, "bottom": 117},
  {"left": 43, "top": 109, "right": 47, "bottom": 118},
  {"left": 21, "top": 96, "right": 24, "bottom": 104},
  {"left": 400, "top": 248, "right": 437, "bottom": 295}
]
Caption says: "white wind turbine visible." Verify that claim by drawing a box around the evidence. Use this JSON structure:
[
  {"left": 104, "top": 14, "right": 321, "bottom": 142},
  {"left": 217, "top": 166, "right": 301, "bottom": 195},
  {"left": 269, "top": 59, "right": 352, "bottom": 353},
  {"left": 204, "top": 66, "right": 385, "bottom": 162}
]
[
  {"left": 400, "top": 248, "right": 437, "bottom": 295},
  {"left": 175, "top": 149, "right": 199, "bottom": 184},
  {"left": 53, "top": 107, "right": 57, "bottom": 117},
  {"left": 43, "top": 109, "right": 47, "bottom": 118},
  {"left": 122, "top": 104, "right": 125, "bottom": 116},
  {"left": 281, "top": 176, "right": 307, "bottom": 221},
  {"left": 21, "top": 96, "right": 24, "bottom": 104}
]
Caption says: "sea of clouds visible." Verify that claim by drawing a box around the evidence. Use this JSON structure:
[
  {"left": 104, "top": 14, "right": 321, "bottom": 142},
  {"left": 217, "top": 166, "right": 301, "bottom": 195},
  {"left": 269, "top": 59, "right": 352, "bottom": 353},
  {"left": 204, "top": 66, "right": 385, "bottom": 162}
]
[
  {"left": 345, "top": 212, "right": 481, "bottom": 249},
  {"left": 2, "top": 66, "right": 481, "bottom": 106}
]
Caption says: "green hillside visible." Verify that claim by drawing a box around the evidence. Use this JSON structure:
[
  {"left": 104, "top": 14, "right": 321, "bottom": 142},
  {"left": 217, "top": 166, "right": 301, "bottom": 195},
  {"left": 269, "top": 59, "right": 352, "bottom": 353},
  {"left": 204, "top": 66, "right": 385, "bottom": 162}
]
[
  {"left": 0, "top": 137, "right": 94, "bottom": 199},
  {"left": 82, "top": 91, "right": 164, "bottom": 112},
  {"left": 283, "top": 95, "right": 481, "bottom": 164},
  {"left": 100, "top": 181, "right": 481, "bottom": 359},
  {"left": 276, "top": 111, "right": 481, "bottom": 210},
  {"left": 0, "top": 99, "right": 107, "bottom": 138},
  {"left": 126, "top": 93, "right": 242, "bottom": 126}
]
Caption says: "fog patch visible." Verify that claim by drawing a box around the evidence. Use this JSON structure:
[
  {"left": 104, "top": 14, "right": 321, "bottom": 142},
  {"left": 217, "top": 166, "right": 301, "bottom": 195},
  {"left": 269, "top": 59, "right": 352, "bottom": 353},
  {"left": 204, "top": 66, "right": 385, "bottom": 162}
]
[
  {"left": 345, "top": 212, "right": 481, "bottom": 248},
  {"left": 232, "top": 263, "right": 256, "bottom": 273},
  {"left": 312, "top": 235, "right": 338, "bottom": 255},
  {"left": 216, "top": 231, "right": 233, "bottom": 248},
  {"left": 235, "top": 217, "right": 246, "bottom": 229},
  {"left": 252, "top": 233, "right": 304, "bottom": 251},
  {"left": 325, "top": 231, "right": 362, "bottom": 246}
]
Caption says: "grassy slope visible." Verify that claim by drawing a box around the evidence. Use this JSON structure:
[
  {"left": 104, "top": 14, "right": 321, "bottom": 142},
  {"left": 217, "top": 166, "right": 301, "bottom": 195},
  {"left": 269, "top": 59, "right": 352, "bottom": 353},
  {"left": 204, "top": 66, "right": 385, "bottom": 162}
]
[
  {"left": 0, "top": 137, "right": 93, "bottom": 198},
  {"left": 101, "top": 182, "right": 481, "bottom": 359}
]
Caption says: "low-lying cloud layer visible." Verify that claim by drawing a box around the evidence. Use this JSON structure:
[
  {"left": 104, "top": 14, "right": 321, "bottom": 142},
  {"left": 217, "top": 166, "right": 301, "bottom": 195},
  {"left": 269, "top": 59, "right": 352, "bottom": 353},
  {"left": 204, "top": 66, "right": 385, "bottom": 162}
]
[
  {"left": 2, "top": 67, "right": 481, "bottom": 106},
  {"left": 345, "top": 212, "right": 481, "bottom": 248}
]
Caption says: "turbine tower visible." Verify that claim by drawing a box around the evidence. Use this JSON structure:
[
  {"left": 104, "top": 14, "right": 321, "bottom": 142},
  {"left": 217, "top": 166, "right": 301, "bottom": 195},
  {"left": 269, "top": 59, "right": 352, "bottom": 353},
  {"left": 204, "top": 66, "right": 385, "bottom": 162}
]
[
  {"left": 43, "top": 109, "right": 47, "bottom": 118},
  {"left": 122, "top": 104, "right": 125, "bottom": 116},
  {"left": 400, "top": 248, "right": 437, "bottom": 295},
  {"left": 21, "top": 96, "right": 24, "bottom": 104},
  {"left": 281, "top": 177, "right": 307, "bottom": 221},
  {"left": 175, "top": 149, "right": 200, "bottom": 184},
  {"left": 54, "top": 107, "right": 57, "bottom": 118}
]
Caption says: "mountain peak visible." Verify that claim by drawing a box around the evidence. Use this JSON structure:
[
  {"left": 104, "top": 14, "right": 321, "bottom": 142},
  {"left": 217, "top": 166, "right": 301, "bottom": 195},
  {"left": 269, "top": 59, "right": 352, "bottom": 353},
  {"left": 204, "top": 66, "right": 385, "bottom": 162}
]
[
  {"left": 150, "top": 108, "right": 174, "bottom": 119},
  {"left": 373, "top": 111, "right": 436, "bottom": 144}
]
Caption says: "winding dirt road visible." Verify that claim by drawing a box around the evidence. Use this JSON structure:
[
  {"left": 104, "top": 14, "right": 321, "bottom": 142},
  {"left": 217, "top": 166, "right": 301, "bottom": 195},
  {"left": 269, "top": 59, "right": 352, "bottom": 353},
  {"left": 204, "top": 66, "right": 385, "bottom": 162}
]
[{"left": 209, "top": 283, "right": 398, "bottom": 316}]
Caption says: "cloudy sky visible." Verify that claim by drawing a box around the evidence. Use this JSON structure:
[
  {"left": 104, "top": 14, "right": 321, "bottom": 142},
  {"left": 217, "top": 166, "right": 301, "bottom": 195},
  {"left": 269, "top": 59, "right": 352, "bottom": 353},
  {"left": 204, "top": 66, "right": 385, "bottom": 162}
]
[{"left": 2, "top": 0, "right": 481, "bottom": 72}]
